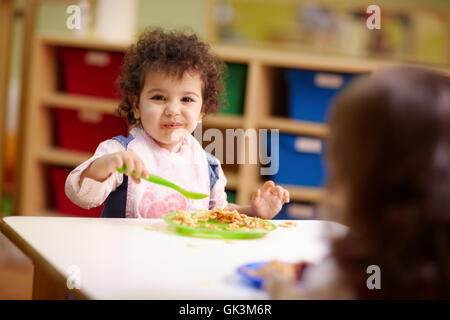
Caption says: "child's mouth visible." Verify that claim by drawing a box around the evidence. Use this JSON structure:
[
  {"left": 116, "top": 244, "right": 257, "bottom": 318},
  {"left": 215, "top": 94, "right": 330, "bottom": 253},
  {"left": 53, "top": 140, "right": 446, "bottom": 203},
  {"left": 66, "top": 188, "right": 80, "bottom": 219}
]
[{"left": 163, "top": 123, "right": 183, "bottom": 129}]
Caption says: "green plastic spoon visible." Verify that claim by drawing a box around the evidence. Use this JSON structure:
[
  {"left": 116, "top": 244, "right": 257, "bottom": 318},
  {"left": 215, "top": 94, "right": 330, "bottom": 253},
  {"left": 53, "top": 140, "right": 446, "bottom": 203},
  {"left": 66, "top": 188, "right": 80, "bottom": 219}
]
[{"left": 117, "top": 164, "right": 208, "bottom": 200}]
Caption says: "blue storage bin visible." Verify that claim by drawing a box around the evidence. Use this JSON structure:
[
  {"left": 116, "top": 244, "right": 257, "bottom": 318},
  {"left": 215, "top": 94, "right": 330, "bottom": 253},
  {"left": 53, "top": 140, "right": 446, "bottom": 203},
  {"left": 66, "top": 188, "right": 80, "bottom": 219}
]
[
  {"left": 267, "top": 133, "right": 327, "bottom": 187},
  {"left": 275, "top": 201, "right": 317, "bottom": 220},
  {"left": 285, "top": 69, "right": 355, "bottom": 123}
]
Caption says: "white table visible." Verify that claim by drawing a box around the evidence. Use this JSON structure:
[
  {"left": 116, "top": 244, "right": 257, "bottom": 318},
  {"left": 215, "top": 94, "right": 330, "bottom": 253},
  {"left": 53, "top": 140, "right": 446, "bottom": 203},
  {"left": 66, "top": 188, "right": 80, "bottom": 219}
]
[{"left": 0, "top": 216, "right": 347, "bottom": 300}]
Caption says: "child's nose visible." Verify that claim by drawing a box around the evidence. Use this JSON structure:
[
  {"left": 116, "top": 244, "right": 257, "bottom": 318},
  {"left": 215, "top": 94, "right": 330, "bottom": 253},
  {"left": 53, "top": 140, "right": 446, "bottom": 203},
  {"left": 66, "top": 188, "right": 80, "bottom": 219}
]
[{"left": 164, "top": 101, "right": 181, "bottom": 116}]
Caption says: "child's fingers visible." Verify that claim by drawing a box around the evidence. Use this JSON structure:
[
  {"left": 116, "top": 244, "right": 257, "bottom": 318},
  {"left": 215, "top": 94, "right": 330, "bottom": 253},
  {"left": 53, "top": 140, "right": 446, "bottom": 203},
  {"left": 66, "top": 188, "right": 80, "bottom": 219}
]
[
  {"left": 283, "top": 190, "right": 290, "bottom": 203},
  {"left": 134, "top": 160, "right": 145, "bottom": 178},
  {"left": 124, "top": 163, "right": 134, "bottom": 177},
  {"left": 131, "top": 161, "right": 144, "bottom": 184},
  {"left": 252, "top": 189, "right": 261, "bottom": 202},
  {"left": 122, "top": 154, "right": 135, "bottom": 177},
  {"left": 262, "top": 181, "right": 275, "bottom": 192},
  {"left": 269, "top": 185, "right": 281, "bottom": 197},
  {"left": 275, "top": 186, "right": 284, "bottom": 198},
  {"left": 111, "top": 154, "right": 124, "bottom": 172},
  {"left": 142, "top": 170, "right": 150, "bottom": 180}
]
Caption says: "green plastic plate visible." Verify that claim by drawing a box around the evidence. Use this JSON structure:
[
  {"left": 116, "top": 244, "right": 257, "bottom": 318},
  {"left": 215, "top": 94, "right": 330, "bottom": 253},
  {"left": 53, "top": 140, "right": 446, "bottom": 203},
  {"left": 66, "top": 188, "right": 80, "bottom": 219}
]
[{"left": 163, "top": 212, "right": 277, "bottom": 239}]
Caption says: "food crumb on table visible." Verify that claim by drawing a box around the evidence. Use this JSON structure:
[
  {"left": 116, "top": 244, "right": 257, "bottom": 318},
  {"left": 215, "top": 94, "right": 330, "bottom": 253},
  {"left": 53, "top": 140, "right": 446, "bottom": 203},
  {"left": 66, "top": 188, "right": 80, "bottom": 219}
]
[
  {"left": 186, "top": 243, "right": 202, "bottom": 248},
  {"left": 198, "top": 280, "right": 212, "bottom": 286},
  {"left": 144, "top": 226, "right": 159, "bottom": 231}
]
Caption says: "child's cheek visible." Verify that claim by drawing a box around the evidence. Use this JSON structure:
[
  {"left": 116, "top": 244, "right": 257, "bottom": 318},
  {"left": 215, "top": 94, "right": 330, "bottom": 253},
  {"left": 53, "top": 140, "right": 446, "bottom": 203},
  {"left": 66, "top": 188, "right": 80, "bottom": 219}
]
[
  {"left": 142, "top": 103, "right": 162, "bottom": 118},
  {"left": 144, "top": 101, "right": 159, "bottom": 110},
  {"left": 186, "top": 110, "right": 203, "bottom": 132},
  {"left": 185, "top": 121, "right": 196, "bottom": 133}
]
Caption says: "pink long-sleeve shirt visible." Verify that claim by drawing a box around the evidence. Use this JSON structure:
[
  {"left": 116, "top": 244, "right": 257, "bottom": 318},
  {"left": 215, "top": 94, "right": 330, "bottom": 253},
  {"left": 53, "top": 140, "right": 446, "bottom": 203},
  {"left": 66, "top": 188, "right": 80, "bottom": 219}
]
[{"left": 65, "top": 125, "right": 228, "bottom": 218}]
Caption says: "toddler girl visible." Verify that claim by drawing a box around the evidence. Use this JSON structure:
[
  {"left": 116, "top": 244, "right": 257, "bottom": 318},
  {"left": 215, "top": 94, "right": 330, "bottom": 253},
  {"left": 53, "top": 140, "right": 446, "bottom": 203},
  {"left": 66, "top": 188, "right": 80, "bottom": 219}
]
[{"left": 65, "top": 28, "right": 289, "bottom": 219}]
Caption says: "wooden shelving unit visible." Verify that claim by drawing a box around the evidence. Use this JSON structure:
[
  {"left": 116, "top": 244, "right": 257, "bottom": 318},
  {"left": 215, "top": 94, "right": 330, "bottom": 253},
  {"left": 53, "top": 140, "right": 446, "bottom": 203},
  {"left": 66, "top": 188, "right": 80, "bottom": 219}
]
[
  {"left": 206, "top": 0, "right": 450, "bottom": 68},
  {"left": 18, "top": 34, "right": 450, "bottom": 216},
  {"left": 0, "top": 0, "right": 15, "bottom": 208}
]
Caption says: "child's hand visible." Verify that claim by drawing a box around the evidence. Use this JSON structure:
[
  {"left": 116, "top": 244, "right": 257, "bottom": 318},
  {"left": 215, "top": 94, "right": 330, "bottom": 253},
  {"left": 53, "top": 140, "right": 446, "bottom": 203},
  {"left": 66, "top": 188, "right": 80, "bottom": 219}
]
[
  {"left": 251, "top": 181, "right": 289, "bottom": 220},
  {"left": 81, "top": 151, "right": 149, "bottom": 184}
]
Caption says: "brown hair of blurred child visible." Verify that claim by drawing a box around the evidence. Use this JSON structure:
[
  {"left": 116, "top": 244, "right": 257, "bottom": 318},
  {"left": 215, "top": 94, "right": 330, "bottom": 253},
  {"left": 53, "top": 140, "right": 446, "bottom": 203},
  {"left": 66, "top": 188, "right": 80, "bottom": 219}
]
[{"left": 327, "top": 66, "right": 450, "bottom": 299}]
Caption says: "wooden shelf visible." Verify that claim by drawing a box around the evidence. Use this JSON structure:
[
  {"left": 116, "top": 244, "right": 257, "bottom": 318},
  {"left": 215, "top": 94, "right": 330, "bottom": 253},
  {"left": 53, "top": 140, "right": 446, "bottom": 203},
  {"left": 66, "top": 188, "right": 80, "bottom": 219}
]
[
  {"left": 38, "top": 147, "right": 91, "bottom": 167},
  {"left": 214, "top": 44, "right": 380, "bottom": 73},
  {"left": 246, "top": 183, "right": 325, "bottom": 203},
  {"left": 39, "top": 34, "right": 450, "bottom": 75},
  {"left": 213, "top": 44, "right": 450, "bottom": 76},
  {"left": 283, "top": 185, "right": 326, "bottom": 203},
  {"left": 260, "top": 117, "right": 329, "bottom": 138},
  {"left": 202, "top": 113, "right": 244, "bottom": 129},
  {"left": 41, "top": 33, "right": 379, "bottom": 73},
  {"left": 40, "top": 34, "right": 129, "bottom": 52},
  {"left": 42, "top": 92, "right": 119, "bottom": 115}
]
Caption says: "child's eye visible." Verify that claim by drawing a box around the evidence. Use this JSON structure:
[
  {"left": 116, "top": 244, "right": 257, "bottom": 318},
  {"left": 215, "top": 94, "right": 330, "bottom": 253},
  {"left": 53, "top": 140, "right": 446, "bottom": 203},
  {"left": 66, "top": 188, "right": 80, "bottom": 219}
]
[
  {"left": 151, "top": 95, "right": 165, "bottom": 101},
  {"left": 181, "top": 97, "right": 194, "bottom": 103}
]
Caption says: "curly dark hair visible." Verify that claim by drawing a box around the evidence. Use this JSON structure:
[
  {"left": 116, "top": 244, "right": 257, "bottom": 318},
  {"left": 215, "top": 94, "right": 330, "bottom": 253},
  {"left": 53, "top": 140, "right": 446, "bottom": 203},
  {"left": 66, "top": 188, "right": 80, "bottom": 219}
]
[
  {"left": 116, "top": 27, "right": 226, "bottom": 125},
  {"left": 326, "top": 66, "right": 450, "bottom": 299}
]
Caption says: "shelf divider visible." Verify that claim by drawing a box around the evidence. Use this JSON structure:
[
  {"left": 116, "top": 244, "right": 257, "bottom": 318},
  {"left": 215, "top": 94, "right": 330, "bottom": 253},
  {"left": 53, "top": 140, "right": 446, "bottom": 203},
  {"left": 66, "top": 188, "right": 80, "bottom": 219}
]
[{"left": 260, "top": 117, "right": 329, "bottom": 138}]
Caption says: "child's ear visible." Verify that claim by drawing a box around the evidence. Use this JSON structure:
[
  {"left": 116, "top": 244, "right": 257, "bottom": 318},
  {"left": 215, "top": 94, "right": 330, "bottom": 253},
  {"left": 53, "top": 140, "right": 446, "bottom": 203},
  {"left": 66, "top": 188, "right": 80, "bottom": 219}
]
[
  {"left": 198, "top": 110, "right": 205, "bottom": 122},
  {"left": 130, "top": 95, "right": 140, "bottom": 119},
  {"left": 198, "top": 104, "right": 207, "bottom": 121}
]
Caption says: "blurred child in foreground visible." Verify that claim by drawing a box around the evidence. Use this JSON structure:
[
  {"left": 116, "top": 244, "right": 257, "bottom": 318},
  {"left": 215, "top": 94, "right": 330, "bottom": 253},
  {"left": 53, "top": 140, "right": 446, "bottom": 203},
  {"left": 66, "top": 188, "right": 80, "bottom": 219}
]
[{"left": 266, "top": 66, "right": 450, "bottom": 299}]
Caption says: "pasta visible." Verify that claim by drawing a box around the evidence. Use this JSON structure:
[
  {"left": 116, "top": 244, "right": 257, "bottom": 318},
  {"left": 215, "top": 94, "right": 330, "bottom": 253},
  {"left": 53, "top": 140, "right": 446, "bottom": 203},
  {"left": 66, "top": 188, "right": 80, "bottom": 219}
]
[
  {"left": 172, "top": 207, "right": 274, "bottom": 232},
  {"left": 243, "top": 260, "right": 311, "bottom": 282}
]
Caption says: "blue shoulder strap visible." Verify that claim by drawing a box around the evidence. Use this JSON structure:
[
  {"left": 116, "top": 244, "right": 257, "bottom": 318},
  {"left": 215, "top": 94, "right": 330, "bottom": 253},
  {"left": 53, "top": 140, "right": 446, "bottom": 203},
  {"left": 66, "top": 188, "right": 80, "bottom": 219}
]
[
  {"left": 101, "top": 135, "right": 134, "bottom": 218},
  {"left": 112, "top": 135, "right": 135, "bottom": 148},
  {"left": 206, "top": 152, "right": 220, "bottom": 190}
]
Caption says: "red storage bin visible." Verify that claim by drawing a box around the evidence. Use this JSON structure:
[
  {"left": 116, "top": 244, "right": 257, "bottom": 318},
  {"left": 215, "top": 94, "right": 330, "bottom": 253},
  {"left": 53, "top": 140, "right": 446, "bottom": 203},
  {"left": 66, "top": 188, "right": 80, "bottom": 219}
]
[
  {"left": 59, "top": 47, "right": 125, "bottom": 99},
  {"left": 48, "top": 166, "right": 102, "bottom": 218},
  {"left": 56, "top": 47, "right": 128, "bottom": 152},
  {"left": 53, "top": 108, "right": 128, "bottom": 153}
]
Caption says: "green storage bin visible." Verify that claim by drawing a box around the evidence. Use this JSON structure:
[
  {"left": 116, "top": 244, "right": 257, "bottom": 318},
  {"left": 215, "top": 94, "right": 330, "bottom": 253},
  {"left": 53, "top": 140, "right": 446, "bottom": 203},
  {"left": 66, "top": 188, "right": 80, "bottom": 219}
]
[
  {"left": 1, "top": 193, "right": 13, "bottom": 216},
  {"left": 221, "top": 63, "right": 247, "bottom": 115},
  {"left": 226, "top": 190, "right": 237, "bottom": 204}
]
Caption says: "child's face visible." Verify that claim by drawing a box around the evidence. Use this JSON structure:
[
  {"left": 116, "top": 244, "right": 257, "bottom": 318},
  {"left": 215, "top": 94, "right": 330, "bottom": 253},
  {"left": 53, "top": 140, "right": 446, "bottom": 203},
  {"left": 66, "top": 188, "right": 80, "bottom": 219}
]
[{"left": 133, "top": 71, "right": 204, "bottom": 152}]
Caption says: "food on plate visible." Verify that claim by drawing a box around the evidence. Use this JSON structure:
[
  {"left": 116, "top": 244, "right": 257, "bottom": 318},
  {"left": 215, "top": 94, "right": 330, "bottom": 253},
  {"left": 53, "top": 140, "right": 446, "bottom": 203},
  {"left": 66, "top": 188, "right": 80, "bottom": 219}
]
[
  {"left": 241, "top": 260, "right": 311, "bottom": 283},
  {"left": 171, "top": 207, "right": 274, "bottom": 232},
  {"left": 164, "top": 207, "right": 277, "bottom": 239}
]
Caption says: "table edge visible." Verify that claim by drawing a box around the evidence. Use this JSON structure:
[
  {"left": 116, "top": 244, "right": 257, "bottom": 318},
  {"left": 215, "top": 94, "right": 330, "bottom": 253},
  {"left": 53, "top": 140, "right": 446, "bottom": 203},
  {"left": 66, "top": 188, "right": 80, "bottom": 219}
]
[{"left": 0, "top": 217, "right": 91, "bottom": 300}]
